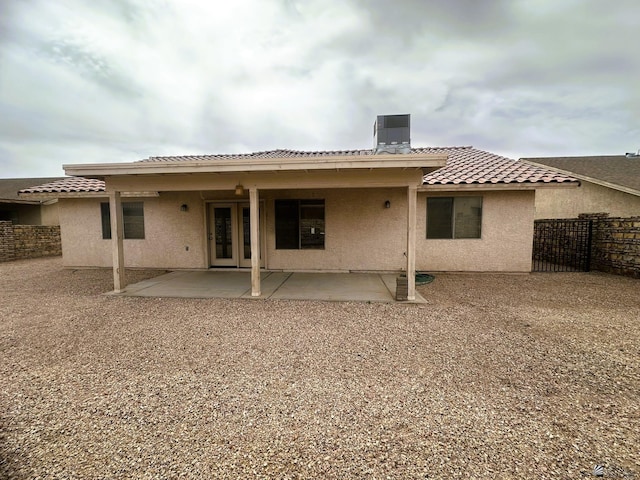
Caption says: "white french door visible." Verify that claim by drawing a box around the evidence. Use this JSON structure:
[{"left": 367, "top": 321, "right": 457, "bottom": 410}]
[{"left": 209, "top": 203, "right": 264, "bottom": 268}]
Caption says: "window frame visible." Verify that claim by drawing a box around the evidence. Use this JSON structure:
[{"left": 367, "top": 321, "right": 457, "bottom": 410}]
[
  {"left": 275, "top": 199, "right": 325, "bottom": 250},
  {"left": 426, "top": 196, "right": 482, "bottom": 239},
  {"left": 101, "top": 201, "right": 145, "bottom": 240}
]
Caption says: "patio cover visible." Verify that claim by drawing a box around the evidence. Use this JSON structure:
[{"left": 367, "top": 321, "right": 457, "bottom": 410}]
[{"left": 64, "top": 152, "right": 448, "bottom": 300}]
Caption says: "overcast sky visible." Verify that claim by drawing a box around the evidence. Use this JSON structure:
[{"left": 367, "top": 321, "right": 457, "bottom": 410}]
[{"left": 1, "top": 0, "right": 638, "bottom": 177}]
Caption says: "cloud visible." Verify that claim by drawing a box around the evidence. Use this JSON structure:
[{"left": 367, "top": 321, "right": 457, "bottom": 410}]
[{"left": 0, "top": 0, "right": 638, "bottom": 176}]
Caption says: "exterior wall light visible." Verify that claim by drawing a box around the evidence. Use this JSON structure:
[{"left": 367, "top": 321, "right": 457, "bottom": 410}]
[
  {"left": 180, "top": 204, "right": 189, "bottom": 212},
  {"left": 235, "top": 184, "right": 245, "bottom": 195},
  {"left": 385, "top": 200, "right": 391, "bottom": 209}
]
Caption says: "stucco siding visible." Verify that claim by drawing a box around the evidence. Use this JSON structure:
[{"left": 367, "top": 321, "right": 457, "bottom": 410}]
[
  {"left": 59, "top": 188, "right": 535, "bottom": 273},
  {"left": 264, "top": 188, "right": 407, "bottom": 272},
  {"left": 59, "top": 192, "right": 207, "bottom": 268},
  {"left": 417, "top": 190, "right": 535, "bottom": 272},
  {"left": 19, "top": 205, "right": 42, "bottom": 225},
  {"left": 0, "top": 202, "right": 58, "bottom": 225},
  {"left": 41, "top": 202, "right": 60, "bottom": 225},
  {"left": 535, "top": 181, "right": 640, "bottom": 219},
  {"left": 59, "top": 198, "right": 109, "bottom": 266}
]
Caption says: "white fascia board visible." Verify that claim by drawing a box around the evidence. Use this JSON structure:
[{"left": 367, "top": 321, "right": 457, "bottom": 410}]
[{"left": 63, "top": 154, "right": 448, "bottom": 177}]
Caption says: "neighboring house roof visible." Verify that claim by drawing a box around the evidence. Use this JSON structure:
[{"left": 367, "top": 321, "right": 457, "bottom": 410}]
[
  {"left": 18, "top": 147, "right": 578, "bottom": 195},
  {"left": 19, "top": 177, "right": 105, "bottom": 194},
  {"left": 0, "top": 177, "right": 65, "bottom": 204},
  {"left": 521, "top": 155, "right": 640, "bottom": 196}
]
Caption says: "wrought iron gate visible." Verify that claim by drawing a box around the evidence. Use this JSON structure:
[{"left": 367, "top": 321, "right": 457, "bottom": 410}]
[{"left": 533, "top": 219, "right": 593, "bottom": 272}]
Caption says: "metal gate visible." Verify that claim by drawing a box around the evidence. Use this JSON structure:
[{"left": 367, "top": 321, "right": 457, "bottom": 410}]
[{"left": 533, "top": 219, "right": 593, "bottom": 272}]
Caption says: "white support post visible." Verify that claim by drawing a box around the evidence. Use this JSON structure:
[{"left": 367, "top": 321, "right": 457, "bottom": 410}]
[
  {"left": 109, "top": 190, "right": 126, "bottom": 292},
  {"left": 249, "top": 187, "right": 261, "bottom": 297},
  {"left": 406, "top": 185, "right": 417, "bottom": 301}
]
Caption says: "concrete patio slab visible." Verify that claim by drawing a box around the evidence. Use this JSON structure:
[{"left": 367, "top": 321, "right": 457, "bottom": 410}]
[
  {"left": 269, "top": 272, "right": 391, "bottom": 302},
  {"left": 118, "top": 270, "right": 426, "bottom": 303}
]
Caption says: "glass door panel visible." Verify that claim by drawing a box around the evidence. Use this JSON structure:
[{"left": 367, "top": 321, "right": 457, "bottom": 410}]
[
  {"left": 238, "top": 204, "right": 264, "bottom": 268},
  {"left": 209, "top": 204, "right": 237, "bottom": 266},
  {"left": 242, "top": 206, "right": 251, "bottom": 261},
  {"left": 209, "top": 203, "right": 263, "bottom": 268},
  {"left": 215, "top": 207, "right": 233, "bottom": 259}
]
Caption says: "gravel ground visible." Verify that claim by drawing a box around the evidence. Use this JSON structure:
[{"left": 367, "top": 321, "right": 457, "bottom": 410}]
[{"left": 0, "top": 257, "right": 638, "bottom": 479}]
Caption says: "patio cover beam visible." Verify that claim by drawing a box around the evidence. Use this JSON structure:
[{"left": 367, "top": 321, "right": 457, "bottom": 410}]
[
  {"left": 406, "top": 185, "right": 417, "bottom": 300},
  {"left": 249, "top": 187, "right": 260, "bottom": 297},
  {"left": 103, "top": 169, "right": 428, "bottom": 192},
  {"left": 109, "top": 191, "right": 126, "bottom": 292}
]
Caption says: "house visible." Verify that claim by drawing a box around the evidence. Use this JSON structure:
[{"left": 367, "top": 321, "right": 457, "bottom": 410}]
[
  {"left": 19, "top": 115, "right": 577, "bottom": 299},
  {"left": 521, "top": 154, "right": 640, "bottom": 219},
  {"left": 0, "top": 177, "right": 63, "bottom": 225}
]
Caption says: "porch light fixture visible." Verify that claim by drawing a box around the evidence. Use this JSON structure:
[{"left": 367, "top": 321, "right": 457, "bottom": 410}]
[
  {"left": 180, "top": 204, "right": 189, "bottom": 212},
  {"left": 235, "top": 184, "right": 245, "bottom": 195},
  {"left": 385, "top": 200, "right": 391, "bottom": 209}
]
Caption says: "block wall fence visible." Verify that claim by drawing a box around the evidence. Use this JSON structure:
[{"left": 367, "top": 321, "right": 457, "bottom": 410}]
[
  {"left": 0, "top": 221, "right": 62, "bottom": 262},
  {"left": 578, "top": 214, "right": 640, "bottom": 278}
]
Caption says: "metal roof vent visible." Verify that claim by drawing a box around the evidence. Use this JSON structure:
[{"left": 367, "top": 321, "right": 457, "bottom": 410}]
[{"left": 374, "top": 114, "right": 411, "bottom": 154}]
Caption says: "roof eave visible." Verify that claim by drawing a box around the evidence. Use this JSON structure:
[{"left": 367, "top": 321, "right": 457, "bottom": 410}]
[
  {"left": 18, "top": 191, "right": 158, "bottom": 199},
  {"left": 63, "top": 154, "right": 448, "bottom": 177},
  {"left": 0, "top": 198, "right": 42, "bottom": 205}
]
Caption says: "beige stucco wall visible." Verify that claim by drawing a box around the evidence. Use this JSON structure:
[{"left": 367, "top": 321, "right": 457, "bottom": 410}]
[
  {"left": 59, "top": 188, "right": 535, "bottom": 273},
  {"left": 59, "top": 192, "right": 207, "bottom": 268},
  {"left": 535, "top": 181, "right": 640, "bottom": 219},
  {"left": 0, "top": 202, "right": 58, "bottom": 225},
  {"left": 263, "top": 188, "right": 408, "bottom": 271},
  {"left": 41, "top": 202, "right": 60, "bottom": 225},
  {"left": 266, "top": 189, "right": 534, "bottom": 273},
  {"left": 417, "top": 190, "right": 535, "bottom": 273},
  {"left": 5, "top": 204, "right": 41, "bottom": 225}
]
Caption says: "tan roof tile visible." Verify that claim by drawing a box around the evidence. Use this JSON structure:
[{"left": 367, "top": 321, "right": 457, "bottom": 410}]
[
  {"left": 139, "top": 148, "right": 377, "bottom": 162},
  {"left": 19, "top": 146, "right": 577, "bottom": 194},
  {"left": 19, "top": 177, "right": 105, "bottom": 194},
  {"left": 421, "top": 147, "right": 576, "bottom": 185}
]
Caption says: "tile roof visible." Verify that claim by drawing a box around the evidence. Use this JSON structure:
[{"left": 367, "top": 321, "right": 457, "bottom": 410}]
[
  {"left": 18, "top": 147, "right": 577, "bottom": 194},
  {"left": 141, "top": 147, "right": 576, "bottom": 185},
  {"left": 138, "top": 148, "right": 377, "bottom": 162},
  {"left": 521, "top": 155, "right": 640, "bottom": 193},
  {"left": 19, "top": 177, "right": 105, "bottom": 194},
  {"left": 422, "top": 147, "right": 577, "bottom": 185}
]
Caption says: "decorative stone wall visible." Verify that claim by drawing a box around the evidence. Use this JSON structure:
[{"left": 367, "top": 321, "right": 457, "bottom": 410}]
[
  {"left": 0, "top": 221, "right": 16, "bottom": 262},
  {"left": 0, "top": 221, "right": 62, "bottom": 262},
  {"left": 579, "top": 214, "right": 640, "bottom": 279}
]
